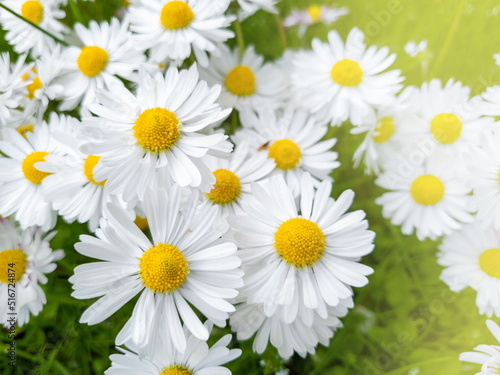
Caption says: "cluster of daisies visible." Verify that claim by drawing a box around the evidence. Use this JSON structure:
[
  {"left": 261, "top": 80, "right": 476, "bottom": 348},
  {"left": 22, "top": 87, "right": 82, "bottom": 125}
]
[
  {"left": 1, "top": 0, "right": 498, "bottom": 373},
  {"left": 0, "top": 0, "right": 379, "bottom": 372}
]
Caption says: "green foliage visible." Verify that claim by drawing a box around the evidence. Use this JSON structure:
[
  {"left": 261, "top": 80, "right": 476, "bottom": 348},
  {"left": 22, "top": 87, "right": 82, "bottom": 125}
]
[{"left": 1, "top": 0, "right": 498, "bottom": 374}]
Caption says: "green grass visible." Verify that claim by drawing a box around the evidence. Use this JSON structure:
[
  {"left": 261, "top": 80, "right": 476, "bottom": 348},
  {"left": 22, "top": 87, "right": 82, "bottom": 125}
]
[{"left": 1, "top": 0, "right": 499, "bottom": 373}]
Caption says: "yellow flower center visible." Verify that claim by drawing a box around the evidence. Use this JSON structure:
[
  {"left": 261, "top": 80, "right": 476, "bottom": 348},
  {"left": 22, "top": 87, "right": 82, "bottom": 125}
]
[
  {"left": 268, "top": 139, "right": 302, "bottom": 170},
  {"left": 160, "top": 365, "right": 193, "bottom": 375},
  {"left": 373, "top": 116, "right": 395, "bottom": 144},
  {"left": 430, "top": 113, "right": 462, "bottom": 144},
  {"left": 160, "top": 1, "right": 194, "bottom": 30},
  {"left": 83, "top": 155, "right": 106, "bottom": 185},
  {"left": 224, "top": 65, "right": 256, "bottom": 97},
  {"left": 17, "top": 124, "right": 34, "bottom": 138},
  {"left": 307, "top": 5, "right": 322, "bottom": 23},
  {"left": 134, "top": 216, "right": 149, "bottom": 231},
  {"left": 22, "top": 151, "right": 51, "bottom": 185},
  {"left": 410, "top": 174, "right": 445, "bottom": 206},
  {"left": 479, "top": 248, "right": 500, "bottom": 278},
  {"left": 21, "top": 1, "right": 44, "bottom": 25},
  {"left": 133, "top": 108, "right": 181, "bottom": 153},
  {"left": 330, "top": 59, "right": 363, "bottom": 87},
  {"left": 205, "top": 169, "right": 241, "bottom": 205},
  {"left": 139, "top": 243, "right": 189, "bottom": 293},
  {"left": 0, "top": 249, "right": 28, "bottom": 284},
  {"left": 274, "top": 218, "right": 326, "bottom": 268},
  {"left": 77, "top": 46, "right": 109, "bottom": 78},
  {"left": 26, "top": 77, "right": 42, "bottom": 99}
]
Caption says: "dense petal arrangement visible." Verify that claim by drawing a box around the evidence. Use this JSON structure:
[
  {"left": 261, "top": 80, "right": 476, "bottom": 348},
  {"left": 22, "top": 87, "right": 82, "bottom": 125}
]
[
  {"left": 292, "top": 27, "right": 404, "bottom": 126},
  {"left": 460, "top": 320, "right": 500, "bottom": 374},
  {"left": 0, "top": 217, "right": 64, "bottom": 327},
  {"left": 80, "top": 65, "right": 232, "bottom": 203},
  {"left": 229, "top": 173, "right": 374, "bottom": 320},
  {"left": 106, "top": 322, "right": 241, "bottom": 374},
  {"left": 70, "top": 185, "right": 243, "bottom": 352}
]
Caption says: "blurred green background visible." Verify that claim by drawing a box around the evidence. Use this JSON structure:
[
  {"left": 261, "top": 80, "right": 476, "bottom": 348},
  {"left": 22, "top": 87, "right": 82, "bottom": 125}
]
[{"left": 2, "top": 0, "right": 500, "bottom": 374}]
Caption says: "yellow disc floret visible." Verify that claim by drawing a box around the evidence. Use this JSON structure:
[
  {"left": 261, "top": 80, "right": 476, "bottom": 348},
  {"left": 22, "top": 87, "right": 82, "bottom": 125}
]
[
  {"left": 410, "top": 174, "right": 445, "bottom": 206},
  {"left": 224, "top": 65, "right": 256, "bottom": 97},
  {"left": 139, "top": 243, "right": 189, "bottom": 293},
  {"left": 373, "top": 116, "right": 395, "bottom": 144},
  {"left": 17, "top": 124, "right": 34, "bottom": 138},
  {"left": 134, "top": 216, "right": 149, "bottom": 231},
  {"left": 430, "top": 113, "right": 462, "bottom": 144},
  {"left": 307, "top": 5, "right": 322, "bottom": 23},
  {"left": 206, "top": 169, "right": 241, "bottom": 205},
  {"left": 22, "top": 151, "right": 51, "bottom": 185},
  {"left": 268, "top": 139, "right": 302, "bottom": 170},
  {"left": 330, "top": 59, "right": 363, "bottom": 87},
  {"left": 0, "top": 249, "right": 28, "bottom": 284},
  {"left": 21, "top": 1, "right": 44, "bottom": 25},
  {"left": 133, "top": 108, "right": 181, "bottom": 153},
  {"left": 160, "top": 1, "right": 194, "bottom": 30},
  {"left": 274, "top": 218, "right": 326, "bottom": 268},
  {"left": 27, "top": 77, "right": 43, "bottom": 99},
  {"left": 77, "top": 46, "right": 109, "bottom": 77},
  {"left": 160, "top": 365, "right": 193, "bottom": 375},
  {"left": 83, "top": 155, "right": 106, "bottom": 185},
  {"left": 479, "top": 248, "right": 500, "bottom": 278}
]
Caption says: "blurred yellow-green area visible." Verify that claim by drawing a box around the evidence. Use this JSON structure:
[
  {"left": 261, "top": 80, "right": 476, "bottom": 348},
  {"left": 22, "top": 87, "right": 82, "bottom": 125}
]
[{"left": 1, "top": 0, "right": 500, "bottom": 374}]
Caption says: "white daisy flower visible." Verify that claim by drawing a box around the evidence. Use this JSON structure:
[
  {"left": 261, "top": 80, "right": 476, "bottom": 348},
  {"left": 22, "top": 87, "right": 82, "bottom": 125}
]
[
  {"left": 0, "top": 0, "right": 67, "bottom": 57},
  {"left": 230, "top": 301, "right": 349, "bottom": 359},
  {"left": 106, "top": 321, "right": 241, "bottom": 374},
  {"left": 482, "top": 85, "right": 500, "bottom": 117},
  {"left": 404, "top": 79, "right": 492, "bottom": 157},
  {"left": 438, "top": 222, "right": 500, "bottom": 317},
  {"left": 56, "top": 18, "right": 146, "bottom": 111},
  {"left": 404, "top": 40, "right": 428, "bottom": 57},
  {"left": 128, "top": 0, "right": 235, "bottom": 66},
  {"left": 465, "top": 128, "right": 500, "bottom": 229},
  {"left": 199, "top": 44, "right": 288, "bottom": 113},
  {"left": 292, "top": 27, "right": 404, "bottom": 126},
  {"left": 283, "top": 5, "right": 348, "bottom": 37},
  {"left": 81, "top": 65, "right": 232, "bottom": 203},
  {"left": 460, "top": 320, "right": 500, "bottom": 375},
  {"left": 0, "top": 120, "right": 69, "bottom": 231},
  {"left": 0, "top": 52, "right": 31, "bottom": 126},
  {"left": 39, "top": 113, "right": 115, "bottom": 232},
  {"left": 202, "top": 142, "right": 275, "bottom": 221},
  {"left": 229, "top": 173, "right": 374, "bottom": 321},
  {"left": 0, "top": 217, "right": 64, "bottom": 327},
  {"left": 233, "top": 106, "right": 340, "bottom": 196},
  {"left": 70, "top": 185, "right": 243, "bottom": 352},
  {"left": 351, "top": 90, "right": 419, "bottom": 175},
  {"left": 21, "top": 45, "right": 65, "bottom": 119},
  {"left": 234, "top": 0, "right": 277, "bottom": 20},
  {"left": 375, "top": 151, "right": 474, "bottom": 240}
]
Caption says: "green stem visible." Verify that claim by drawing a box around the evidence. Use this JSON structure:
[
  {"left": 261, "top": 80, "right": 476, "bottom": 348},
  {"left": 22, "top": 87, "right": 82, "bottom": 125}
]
[
  {"left": 233, "top": 18, "right": 245, "bottom": 57},
  {"left": 428, "top": 0, "right": 467, "bottom": 78},
  {"left": 274, "top": 13, "right": 287, "bottom": 50},
  {"left": 231, "top": 110, "right": 238, "bottom": 134},
  {"left": 68, "top": 0, "right": 85, "bottom": 25},
  {"left": 0, "top": 3, "right": 69, "bottom": 46}
]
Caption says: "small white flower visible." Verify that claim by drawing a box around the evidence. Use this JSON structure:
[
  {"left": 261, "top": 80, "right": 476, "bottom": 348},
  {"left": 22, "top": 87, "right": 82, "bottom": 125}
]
[
  {"left": 56, "top": 18, "right": 146, "bottom": 111},
  {"left": 283, "top": 5, "right": 348, "bottom": 36},
  {"left": 199, "top": 44, "right": 288, "bottom": 114},
  {"left": 438, "top": 221, "right": 500, "bottom": 317},
  {"left": 0, "top": 217, "right": 64, "bottom": 327},
  {"left": 292, "top": 27, "right": 404, "bottom": 126},
  {"left": 460, "top": 320, "right": 500, "bottom": 375},
  {"left": 404, "top": 40, "right": 428, "bottom": 57},
  {"left": 0, "top": 52, "right": 31, "bottom": 126},
  {"left": 70, "top": 185, "right": 243, "bottom": 352},
  {"left": 128, "top": 0, "right": 235, "bottom": 66},
  {"left": 235, "top": 0, "right": 277, "bottom": 19},
  {"left": 0, "top": 0, "right": 67, "bottom": 57}
]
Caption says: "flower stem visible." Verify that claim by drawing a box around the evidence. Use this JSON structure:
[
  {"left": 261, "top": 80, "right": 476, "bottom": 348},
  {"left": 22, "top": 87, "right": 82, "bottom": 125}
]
[
  {"left": 274, "top": 13, "right": 287, "bottom": 50},
  {"left": 233, "top": 18, "right": 245, "bottom": 57},
  {"left": 0, "top": 3, "right": 69, "bottom": 47}
]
